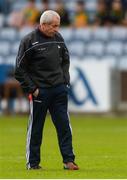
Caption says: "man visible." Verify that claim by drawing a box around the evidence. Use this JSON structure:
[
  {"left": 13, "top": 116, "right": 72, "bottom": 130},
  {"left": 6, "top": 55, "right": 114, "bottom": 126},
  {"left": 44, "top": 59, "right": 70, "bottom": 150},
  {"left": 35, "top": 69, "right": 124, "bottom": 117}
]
[{"left": 15, "top": 10, "right": 79, "bottom": 170}]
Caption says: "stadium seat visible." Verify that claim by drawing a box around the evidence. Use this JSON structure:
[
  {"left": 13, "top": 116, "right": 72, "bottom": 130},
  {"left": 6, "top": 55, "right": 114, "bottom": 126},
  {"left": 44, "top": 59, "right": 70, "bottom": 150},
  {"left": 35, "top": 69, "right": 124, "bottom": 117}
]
[
  {"left": 0, "top": 56, "right": 4, "bottom": 65},
  {"left": 6, "top": 55, "right": 16, "bottom": 66},
  {"left": 92, "top": 27, "right": 110, "bottom": 42},
  {"left": 123, "top": 43, "right": 127, "bottom": 56},
  {"left": 65, "top": 1, "right": 76, "bottom": 12},
  {"left": 85, "top": 0, "right": 97, "bottom": 12},
  {"left": 59, "top": 28, "right": 74, "bottom": 42},
  {"left": 110, "top": 27, "right": 127, "bottom": 41},
  {"left": 106, "top": 41, "right": 123, "bottom": 57},
  {"left": 0, "top": 28, "right": 17, "bottom": 41},
  {"left": 0, "top": 14, "right": 4, "bottom": 27},
  {"left": 86, "top": 41, "right": 105, "bottom": 57},
  {"left": 11, "top": 1, "right": 26, "bottom": 11},
  {"left": 19, "top": 27, "right": 34, "bottom": 39},
  {"left": 67, "top": 41, "right": 85, "bottom": 58},
  {"left": 101, "top": 55, "right": 116, "bottom": 61},
  {"left": 11, "top": 41, "right": 20, "bottom": 54},
  {"left": 70, "top": 55, "right": 81, "bottom": 62},
  {"left": 83, "top": 56, "right": 99, "bottom": 61},
  {"left": 73, "top": 28, "right": 92, "bottom": 42},
  {"left": 119, "top": 56, "right": 127, "bottom": 69},
  {"left": 0, "top": 41, "right": 10, "bottom": 56}
]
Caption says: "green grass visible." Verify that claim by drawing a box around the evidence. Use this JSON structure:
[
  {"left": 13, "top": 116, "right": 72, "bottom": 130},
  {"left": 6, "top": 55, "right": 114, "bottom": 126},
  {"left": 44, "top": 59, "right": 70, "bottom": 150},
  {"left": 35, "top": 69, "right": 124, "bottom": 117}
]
[{"left": 0, "top": 114, "right": 127, "bottom": 178}]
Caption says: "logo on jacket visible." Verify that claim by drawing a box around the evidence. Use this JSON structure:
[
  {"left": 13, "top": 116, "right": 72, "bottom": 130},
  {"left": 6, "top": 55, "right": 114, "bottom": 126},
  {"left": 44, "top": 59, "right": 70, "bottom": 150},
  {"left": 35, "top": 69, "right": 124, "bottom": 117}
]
[
  {"left": 32, "top": 41, "right": 39, "bottom": 45},
  {"left": 38, "top": 48, "right": 46, "bottom": 51}
]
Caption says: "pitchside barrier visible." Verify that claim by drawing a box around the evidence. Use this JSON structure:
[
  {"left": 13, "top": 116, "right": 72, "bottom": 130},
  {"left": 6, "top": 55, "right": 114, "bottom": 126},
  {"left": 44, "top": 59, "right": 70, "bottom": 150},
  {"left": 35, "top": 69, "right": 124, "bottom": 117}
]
[
  {"left": 68, "top": 59, "right": 117, "bottom": 113},
  {"left": 0, "top": 58, "right": 127, "bottom": 114}
]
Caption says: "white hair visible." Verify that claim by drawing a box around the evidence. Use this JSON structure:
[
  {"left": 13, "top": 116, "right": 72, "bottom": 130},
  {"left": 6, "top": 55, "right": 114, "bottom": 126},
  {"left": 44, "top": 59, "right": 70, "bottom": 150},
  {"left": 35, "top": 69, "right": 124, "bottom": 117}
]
[{"left": 40, "top": 10, "right": 60, "bottom": 25}]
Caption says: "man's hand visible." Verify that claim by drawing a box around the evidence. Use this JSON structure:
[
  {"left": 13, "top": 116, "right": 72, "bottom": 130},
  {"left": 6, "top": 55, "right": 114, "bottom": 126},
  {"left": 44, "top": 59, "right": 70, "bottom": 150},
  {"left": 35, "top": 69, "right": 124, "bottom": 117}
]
[{"left": 33, "top": 88, "right": 39, "bottom": 97}]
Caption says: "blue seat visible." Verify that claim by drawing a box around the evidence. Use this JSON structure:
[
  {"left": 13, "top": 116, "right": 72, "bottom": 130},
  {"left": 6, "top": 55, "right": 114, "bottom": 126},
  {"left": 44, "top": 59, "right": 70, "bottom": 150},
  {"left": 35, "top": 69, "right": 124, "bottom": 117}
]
[
  {"left": 0, "top": 41, "right": 10, "bottom": 56},
  {"left": 6, "top": 55, "right": 16, "bottom": 66},
  {"left": 119, "top": 56, "right": 127, "bottom": 69},
  {"left": 86, "top": 41, "right": 105, "bottom": 57},
  {"left": 123, "top": 43, "right": 127, "bottom": 56},
  {"left": 110, "top": 27, "right": 127, "bottom": 41},
  {"left": 106, "top": 41, "right": 123, "bottom": 57},
  {"left": 19, "top": 27, "right": 34, "bottom": 39},
  {"left": 0, "top": 28, "right": 17, "bottom": 41},
  {"left": 68, "top": 41, "right": 85, "bottom": 58},
  {"left": 92, "top": 28, "right": 110, "bottom": 42},
  {"left": 11, "top": 41, "right": 20, "bottom": 54},
  {"left": 59, "top": 28, "right": 74, "bottom": 42},
  {"left": 73, "top": 28, "right": 92, "bottom": 42},
  {"left": 0, "top": 56, "right": 4, "bottom": 65}
]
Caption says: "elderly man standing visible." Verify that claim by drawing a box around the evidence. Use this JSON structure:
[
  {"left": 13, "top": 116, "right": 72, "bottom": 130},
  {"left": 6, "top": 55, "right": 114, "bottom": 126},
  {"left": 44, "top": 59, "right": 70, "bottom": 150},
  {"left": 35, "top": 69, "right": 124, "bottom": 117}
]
[{"left": 15, "top": 10, "right": 79, "bottom": 170}]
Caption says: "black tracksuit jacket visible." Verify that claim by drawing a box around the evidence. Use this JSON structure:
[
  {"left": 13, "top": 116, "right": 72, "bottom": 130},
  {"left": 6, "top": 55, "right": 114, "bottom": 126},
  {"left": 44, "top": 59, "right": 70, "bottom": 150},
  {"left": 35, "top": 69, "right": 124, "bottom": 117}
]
[{"left": 15, "top": 28, "right": 70, "bottom": 94}]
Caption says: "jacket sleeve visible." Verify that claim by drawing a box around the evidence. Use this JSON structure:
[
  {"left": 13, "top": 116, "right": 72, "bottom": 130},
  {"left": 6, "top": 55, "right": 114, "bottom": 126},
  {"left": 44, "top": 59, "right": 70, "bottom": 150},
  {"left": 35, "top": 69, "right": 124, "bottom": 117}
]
[
  {"left": 62, "top": 44, "right": 70, "bottom": 85},
  {"left": 15, "top": 39, "right": 37, "bottom": 94}
]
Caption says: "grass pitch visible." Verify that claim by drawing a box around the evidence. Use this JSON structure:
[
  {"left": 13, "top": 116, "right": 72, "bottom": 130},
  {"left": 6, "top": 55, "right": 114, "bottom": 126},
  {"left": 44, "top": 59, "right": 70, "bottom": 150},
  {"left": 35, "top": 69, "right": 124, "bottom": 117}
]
[{"left": 0, "top": 114, "right": 127, "bottom": 178}]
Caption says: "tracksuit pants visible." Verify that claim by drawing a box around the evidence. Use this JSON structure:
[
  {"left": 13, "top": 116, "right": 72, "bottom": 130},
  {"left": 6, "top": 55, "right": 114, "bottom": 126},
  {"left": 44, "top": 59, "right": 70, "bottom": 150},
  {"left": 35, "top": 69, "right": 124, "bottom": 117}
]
[{"left": 26, "top": 84, "right": 75, "bottom": 168}]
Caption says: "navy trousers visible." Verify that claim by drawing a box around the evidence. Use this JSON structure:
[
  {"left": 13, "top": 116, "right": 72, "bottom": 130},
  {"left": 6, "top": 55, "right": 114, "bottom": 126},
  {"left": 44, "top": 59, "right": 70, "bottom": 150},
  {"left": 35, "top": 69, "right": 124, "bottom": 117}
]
[{"left": 26, "top": 84, "right": 75, "bottom": 168}]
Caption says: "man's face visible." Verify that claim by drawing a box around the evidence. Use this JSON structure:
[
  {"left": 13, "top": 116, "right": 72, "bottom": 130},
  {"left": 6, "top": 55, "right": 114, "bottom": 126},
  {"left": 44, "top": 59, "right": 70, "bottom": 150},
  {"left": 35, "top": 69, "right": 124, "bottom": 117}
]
[{"left": 41, "top": 16, "right": 60, "bottom": 37}]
